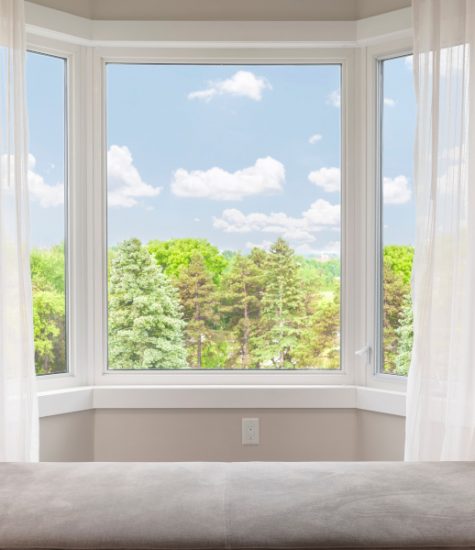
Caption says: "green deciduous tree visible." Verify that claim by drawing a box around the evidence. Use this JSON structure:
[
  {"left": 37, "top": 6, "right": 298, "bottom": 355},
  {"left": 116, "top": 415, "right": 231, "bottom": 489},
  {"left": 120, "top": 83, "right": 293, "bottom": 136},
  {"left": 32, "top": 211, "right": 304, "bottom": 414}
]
[
  {"left": 108, "top": 238, "right": 187, "bottom": 369},
  {"left": 177, "top": 253, "right": 219, "bottom": 368},
  {"left": 30, "top": 244, "right": 66, "bottom": 374},
  {"left": 148, "top": 238, "right": 228, "bottom": 283}
]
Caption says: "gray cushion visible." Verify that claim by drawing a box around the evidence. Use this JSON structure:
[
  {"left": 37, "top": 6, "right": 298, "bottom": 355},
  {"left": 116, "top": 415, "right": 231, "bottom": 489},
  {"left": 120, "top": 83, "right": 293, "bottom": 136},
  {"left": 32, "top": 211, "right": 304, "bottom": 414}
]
[{"left": 0, "top": 462, "right": 474, "bottom": 549}]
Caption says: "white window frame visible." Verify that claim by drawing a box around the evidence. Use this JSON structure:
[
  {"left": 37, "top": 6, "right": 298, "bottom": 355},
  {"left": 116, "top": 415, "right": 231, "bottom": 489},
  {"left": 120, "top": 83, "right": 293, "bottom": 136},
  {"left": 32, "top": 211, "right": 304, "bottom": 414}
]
[
  {"left": 29, "top": 35, "right": 91, "bottom": 392},
  {"left": 93, "top": 46, "right": 357, "bottom": 386},
  {"left": 25, "top": 4, "right": 413, "bottom": 398},
  {"left": 364, "top": 38, "right": 413, "bottom": 392}
]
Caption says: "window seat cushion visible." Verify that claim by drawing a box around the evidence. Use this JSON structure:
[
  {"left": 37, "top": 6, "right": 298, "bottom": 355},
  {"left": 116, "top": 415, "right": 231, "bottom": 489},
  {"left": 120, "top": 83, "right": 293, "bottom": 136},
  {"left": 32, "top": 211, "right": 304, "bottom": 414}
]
[{"left": 0, "top": 461, "right": 474, "bottom": 549}]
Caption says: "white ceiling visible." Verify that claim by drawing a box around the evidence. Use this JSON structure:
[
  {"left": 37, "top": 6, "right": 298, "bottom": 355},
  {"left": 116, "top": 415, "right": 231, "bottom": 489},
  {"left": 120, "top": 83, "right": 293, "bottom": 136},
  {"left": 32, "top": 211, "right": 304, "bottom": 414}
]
[{"left": 27, "top": 0, "right": 411, "bottom": 21}]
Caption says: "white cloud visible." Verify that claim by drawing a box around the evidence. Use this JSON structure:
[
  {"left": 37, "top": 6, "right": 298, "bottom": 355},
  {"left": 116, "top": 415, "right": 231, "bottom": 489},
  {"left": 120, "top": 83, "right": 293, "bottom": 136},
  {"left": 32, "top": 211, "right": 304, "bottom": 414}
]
[
  {"left": 188, "top": 70, "right": 271, "bottom": 102},
  {"left": 383, "top": 175, "right": 411, "bottom": 204},
  {"left": 308, "top": 167, "right": 340, "bottom": 193},
  {"left": 384, "top": 97, "right": 396, "bottom": 107},
  {"left": 107, "top": 145, "right": 161, "bottom": 208},
  {"left": 213, "top": 199, "right": 340, "bottom": 243},
  {"left": 308, "top": 133, "right": 322, "bottom": 144},
  {"left": 404, "top": 55, "right": 413, "bottom": 70},
  {"left": 171, "top": 157, "right": 285, "bottom": 201},
  {"left": 193, "top": 217, "right": 201, "bottom": 222},
  {"left": 326, "top": 89, "right": 341, "bottom": 107},
  {"left": 26, "top": 155, "right": 64, "bottom": 207},
  {"left": 1, "top": 154, "right": 64, "bottom": 208}
]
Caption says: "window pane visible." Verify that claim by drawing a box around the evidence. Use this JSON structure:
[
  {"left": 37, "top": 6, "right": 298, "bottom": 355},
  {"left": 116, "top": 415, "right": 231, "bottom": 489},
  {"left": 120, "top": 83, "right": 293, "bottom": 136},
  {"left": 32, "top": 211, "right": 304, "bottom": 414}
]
[
  {"left": 27, "top": 52, "right": 67, "bottom": 375},
  {"left": 107, "top": 64, "right": 341, "bottom": 370},
  {"left": 381, "top": 55, "right": 415, "bottom": 375}
]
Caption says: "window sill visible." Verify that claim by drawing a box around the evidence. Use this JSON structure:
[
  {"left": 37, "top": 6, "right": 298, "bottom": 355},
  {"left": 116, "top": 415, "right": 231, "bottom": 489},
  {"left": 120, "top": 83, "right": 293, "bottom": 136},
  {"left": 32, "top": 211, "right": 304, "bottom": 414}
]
[{"left": 38, "top": 384, "right": 406, "bottom": 418}]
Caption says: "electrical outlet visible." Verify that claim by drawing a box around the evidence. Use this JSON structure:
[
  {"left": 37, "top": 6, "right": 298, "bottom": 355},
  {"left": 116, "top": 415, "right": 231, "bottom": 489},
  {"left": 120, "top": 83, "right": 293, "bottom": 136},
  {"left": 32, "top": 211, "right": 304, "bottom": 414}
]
[{"left": 242, "top": 417, "right": 259, "bottom": 445}]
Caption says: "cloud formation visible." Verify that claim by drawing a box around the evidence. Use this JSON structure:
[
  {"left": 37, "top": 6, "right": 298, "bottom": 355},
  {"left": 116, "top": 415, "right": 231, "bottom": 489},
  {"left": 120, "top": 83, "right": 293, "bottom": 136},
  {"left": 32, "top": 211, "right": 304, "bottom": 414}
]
[
  {"left": 213, "top": 199, "right": 340, "bottom": 243},
  {"left": 308, "top": 167, "right": 340, "bottom": 193},
  {"left": 384, "top": 97, "right": 396, "bottom": 107},
  {"left": 188, "top": 71, "right": 271, "bottom": 102},
  {"left": 383, "top": 175, "right": 411, "bottom": 204},
  {"left": 326, "top": 89, "right": 340, "bottom": 107},
  {"left": 0, "top": 154, "right": 63, "bottom": 207},
  {"left": 108, "top": 145, "right": 162, "bottom": 207},
  {"left": 308, "top": 133, "right": 322, "bottom": 144},
  {"left": 26, "top": 155, "right": 64, "bottom": 207},
  {"left": 171, "top": 157, "right": 285, "bottom": 201}
]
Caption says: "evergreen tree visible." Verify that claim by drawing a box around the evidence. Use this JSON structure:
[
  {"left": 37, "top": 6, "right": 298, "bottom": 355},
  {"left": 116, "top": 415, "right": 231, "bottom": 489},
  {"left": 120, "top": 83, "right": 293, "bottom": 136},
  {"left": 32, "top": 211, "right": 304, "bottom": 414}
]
[
  {"left": 383, "top": 256, "right": 409, "bottom": 373},
  {"left": 177, "top": 253, "right": 218, "bottom": 368},
  {"left": 395, "top": 294, "right": 413, "bottom": 376},
  {"left": 256, "top": 238, "right": 304, "bottom": 368},
  {"left": 108, "top": 238, "right": 187, "bottom": 369},
  {"left": 221, "top": 253, "right": 263, "bottom": 368}
]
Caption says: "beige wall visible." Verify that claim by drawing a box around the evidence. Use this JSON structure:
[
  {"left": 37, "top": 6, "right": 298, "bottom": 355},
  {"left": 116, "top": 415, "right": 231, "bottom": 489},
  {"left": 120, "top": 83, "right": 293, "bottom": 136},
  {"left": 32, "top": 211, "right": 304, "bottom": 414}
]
[
  {"left": 40, "top": 408, "right": 405, "bottom": 462},
  {"left": 40, "top": 410, "right": 94, "bottom": 461}
]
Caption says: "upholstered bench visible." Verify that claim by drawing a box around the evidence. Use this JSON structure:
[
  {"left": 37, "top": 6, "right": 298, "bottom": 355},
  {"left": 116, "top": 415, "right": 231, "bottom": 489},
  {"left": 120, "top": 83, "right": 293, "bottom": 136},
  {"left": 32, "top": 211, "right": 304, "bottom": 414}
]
[{"left": 1, "top": 462, "right": 474, "bottom": 549}]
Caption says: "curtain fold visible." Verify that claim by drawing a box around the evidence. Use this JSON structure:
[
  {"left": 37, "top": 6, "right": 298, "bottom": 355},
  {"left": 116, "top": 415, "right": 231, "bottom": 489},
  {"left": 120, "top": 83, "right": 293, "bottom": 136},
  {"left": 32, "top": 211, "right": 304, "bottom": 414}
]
[
  {"left": 0, "top": 0, "right": 38, "bottom": 462},
  {"left": 405, "top": 0, "right": 475, "bottom": 461}
]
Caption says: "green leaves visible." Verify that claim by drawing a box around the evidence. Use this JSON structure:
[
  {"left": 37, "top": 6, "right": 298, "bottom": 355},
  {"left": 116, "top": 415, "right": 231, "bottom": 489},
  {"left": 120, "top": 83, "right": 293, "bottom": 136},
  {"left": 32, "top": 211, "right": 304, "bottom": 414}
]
[{"left": 108, "top": 238, "right": 187, "bottom": 369}]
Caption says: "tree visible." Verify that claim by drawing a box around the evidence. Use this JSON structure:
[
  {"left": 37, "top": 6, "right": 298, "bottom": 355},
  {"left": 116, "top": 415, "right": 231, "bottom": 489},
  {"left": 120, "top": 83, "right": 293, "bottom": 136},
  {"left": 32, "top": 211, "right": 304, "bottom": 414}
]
[
  {"left": 384, "top": 245, "right": 414, "bottom": 284},
  {"left": 395, "top": 294, "right": 413, "bottom": 376},
  {"left": 383, "top": 256, "right": 409, "bottom": 373},
  {"left": 221, "top": 253, "right": 264, "bottom": 368},
  {"left": 30, "top": 244, "right": 66, "bottom": 374},
  {"left": 148, "top": 238, "right": 228, "bottom": 283},
  {"left": 296, "top": 288, "right": 340, "bottom": 369},
  {"left": 177, "top": 253, "right": 219, "bottom": 368},
  {"left": 108, "top": 238, "right": 187, "bottom": 369},
  {"left": 256, "top": 238, "right": 304, "bottom": 368},
  {"left": 32, "top": 288, "right": 65, "bottom": 374}
]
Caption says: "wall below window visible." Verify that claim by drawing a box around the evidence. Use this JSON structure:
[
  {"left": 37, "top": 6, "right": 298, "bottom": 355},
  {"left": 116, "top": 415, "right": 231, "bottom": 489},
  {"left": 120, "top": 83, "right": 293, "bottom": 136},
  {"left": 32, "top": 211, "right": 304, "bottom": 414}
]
[{"left": 40, "top": 409, "right": 404, "bottom": 462}]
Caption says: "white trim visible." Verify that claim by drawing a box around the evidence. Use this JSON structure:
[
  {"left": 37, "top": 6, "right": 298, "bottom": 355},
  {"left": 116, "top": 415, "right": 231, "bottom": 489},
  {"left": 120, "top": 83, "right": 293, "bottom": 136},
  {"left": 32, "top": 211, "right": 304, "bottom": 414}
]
[
  {"left": 38, "top": 385, "right": 406, "bottom": 417},
  {"left": 363, "top": 37, "right": 413, "bottom": 392}
]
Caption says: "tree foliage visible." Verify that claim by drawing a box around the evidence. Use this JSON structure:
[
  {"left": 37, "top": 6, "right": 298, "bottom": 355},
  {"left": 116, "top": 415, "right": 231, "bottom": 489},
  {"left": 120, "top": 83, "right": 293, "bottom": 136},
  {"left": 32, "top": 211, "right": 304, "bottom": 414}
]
[
  {"left": 148, "top": 238, "right": 228, "bottom": 283},
  {"left": 31, "top": 244, "right": 66, "bottom": 375},
  {"left": 176, "top": 253, "right": 219, "bottom": 368},
  {"left": 31, "top": 237, "right": 414, "bottom": 375},
  {"left": 108, "top": 238, "right": 187, "bottom": 369}
]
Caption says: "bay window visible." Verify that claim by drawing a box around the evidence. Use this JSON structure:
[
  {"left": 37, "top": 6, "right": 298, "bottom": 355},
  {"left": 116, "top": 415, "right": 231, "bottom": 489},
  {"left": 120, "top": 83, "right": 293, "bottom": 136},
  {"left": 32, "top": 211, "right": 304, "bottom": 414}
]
[{"left": 24, "top": 6, "right": 414, "bottom": 397}]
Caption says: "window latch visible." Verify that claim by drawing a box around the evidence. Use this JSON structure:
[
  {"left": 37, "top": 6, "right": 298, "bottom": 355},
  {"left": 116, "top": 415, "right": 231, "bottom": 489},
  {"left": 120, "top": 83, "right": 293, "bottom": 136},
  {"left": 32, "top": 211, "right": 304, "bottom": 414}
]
[{"left": 355, "top": 344, "right": 371, "bottom": 364}]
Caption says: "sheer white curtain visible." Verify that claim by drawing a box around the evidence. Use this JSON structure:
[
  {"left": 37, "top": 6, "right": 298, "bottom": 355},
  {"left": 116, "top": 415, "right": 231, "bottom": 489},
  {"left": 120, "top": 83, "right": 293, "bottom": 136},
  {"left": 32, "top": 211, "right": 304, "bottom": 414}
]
[
  {"left": 0, "top": 0, "right": 38, "bottom": 461},
  {"left": 405, "top": 0, "right": 475, "bottom": 461}
]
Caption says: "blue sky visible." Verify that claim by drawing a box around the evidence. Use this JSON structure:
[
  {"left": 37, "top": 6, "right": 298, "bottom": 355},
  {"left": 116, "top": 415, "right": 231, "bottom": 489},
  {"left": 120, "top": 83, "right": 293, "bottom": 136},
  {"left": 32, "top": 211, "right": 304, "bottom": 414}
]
[{"left": 27, "top": 54, "right": 415, "bottom": 256}]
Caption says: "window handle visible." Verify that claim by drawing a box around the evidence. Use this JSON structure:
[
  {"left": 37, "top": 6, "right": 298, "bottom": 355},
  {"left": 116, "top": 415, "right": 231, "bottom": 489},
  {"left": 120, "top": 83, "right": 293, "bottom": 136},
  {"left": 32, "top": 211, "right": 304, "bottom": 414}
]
[{"left": 355, "top": 344, "right": 371, "bottom": 364}]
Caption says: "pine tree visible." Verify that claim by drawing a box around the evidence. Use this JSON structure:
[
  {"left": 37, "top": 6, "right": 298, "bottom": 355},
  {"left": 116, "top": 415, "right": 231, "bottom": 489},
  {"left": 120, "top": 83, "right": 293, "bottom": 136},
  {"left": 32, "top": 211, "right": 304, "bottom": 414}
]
[
  {"left": 221, "top": 253, "right": 263, "bottom": 368},
  {"left": 395, "top": 294, "right": 413, "bottom": 376},
  {"left": 108, "top": 238, "right": 187, "bottom": 369},
  {"left": 177, "top": 253, "right": 218, "bottom": 368},
  {"left": 383, "top": 256, "right": 409, "bottom": 373},
  {"left": 256, "top": 238, "right": 304, "bottom": 368}
]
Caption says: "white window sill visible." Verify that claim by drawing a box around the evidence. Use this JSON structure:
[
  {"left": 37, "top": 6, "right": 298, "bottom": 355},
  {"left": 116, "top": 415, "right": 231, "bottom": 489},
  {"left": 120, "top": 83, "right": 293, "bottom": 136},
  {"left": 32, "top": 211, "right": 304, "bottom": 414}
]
[{"left": 38, "top": 385, "right": 406, "bottom": 418}]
